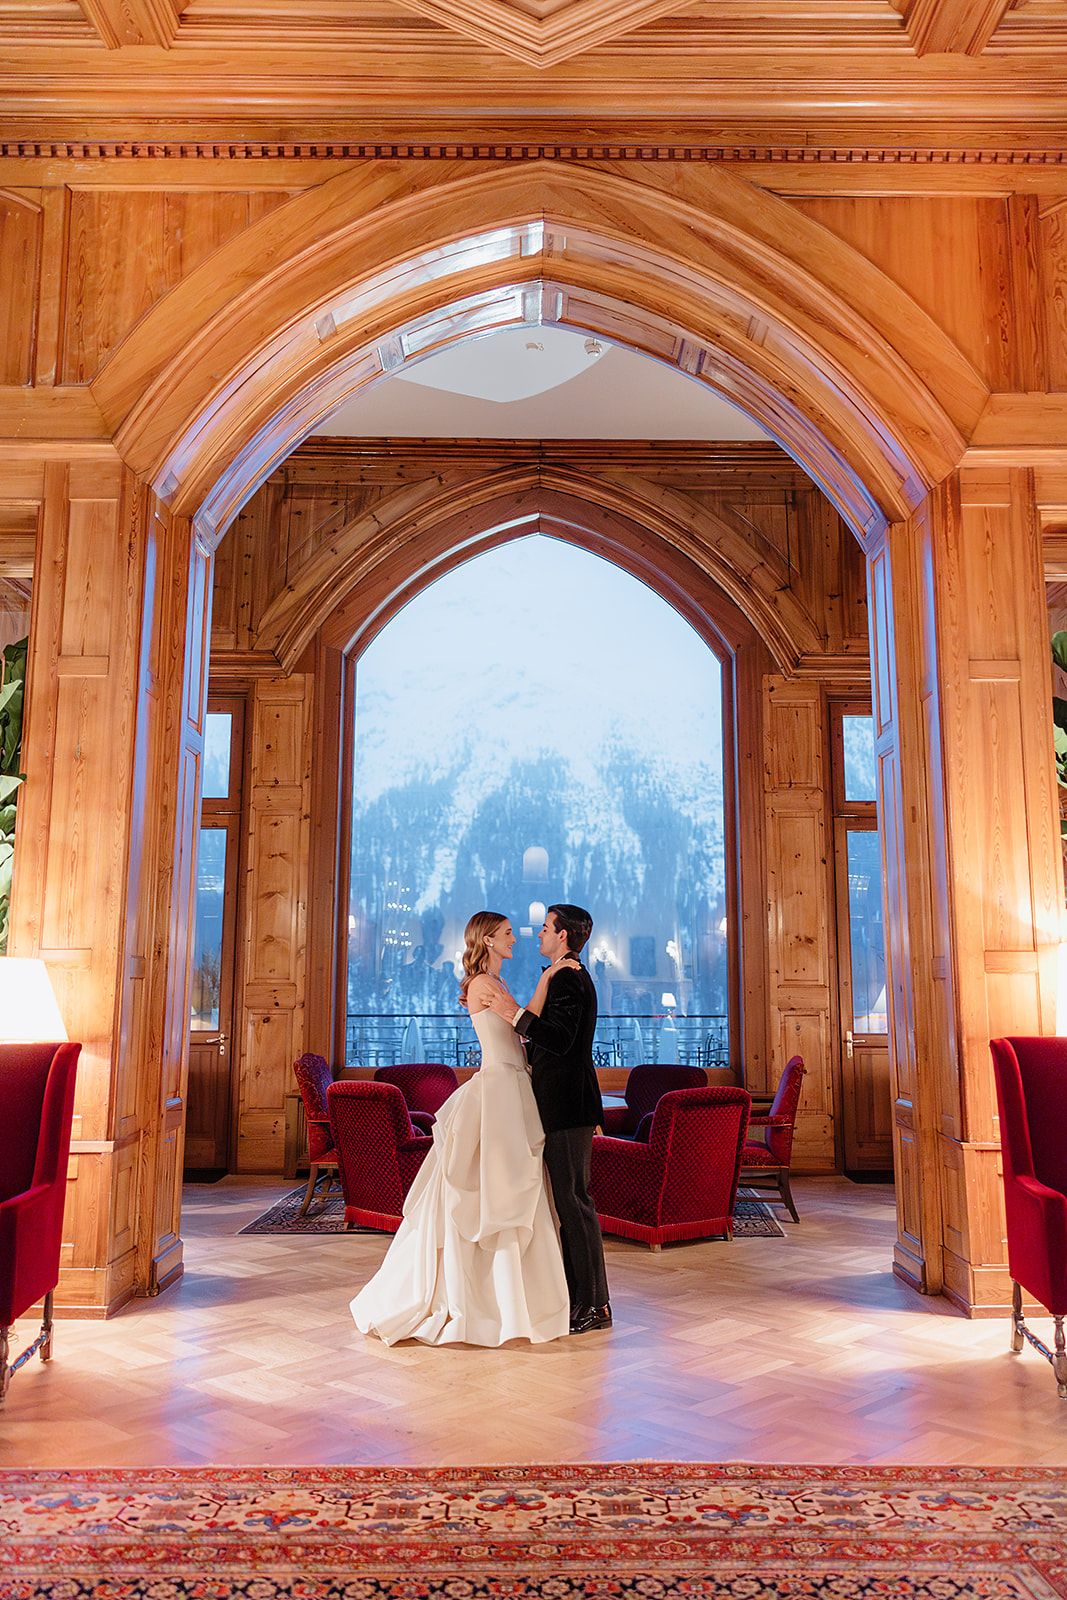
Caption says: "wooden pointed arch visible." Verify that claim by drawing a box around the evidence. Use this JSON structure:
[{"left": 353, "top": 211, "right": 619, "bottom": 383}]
[
  {"left": 93, "top": 160, "right": 987, "bottom": 549},
  {"left": 254, "top": 465, "right": 822, "bottom": 674}
]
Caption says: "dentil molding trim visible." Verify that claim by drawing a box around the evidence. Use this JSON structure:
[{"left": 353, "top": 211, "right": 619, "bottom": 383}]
[{"left": 5, "top": 141, "right": 1067, "bottom": 163}]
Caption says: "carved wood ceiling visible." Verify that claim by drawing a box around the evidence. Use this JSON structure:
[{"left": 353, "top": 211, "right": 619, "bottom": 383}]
[{"left": 0, "top": 0, "right": 1064, "bottom": 146}]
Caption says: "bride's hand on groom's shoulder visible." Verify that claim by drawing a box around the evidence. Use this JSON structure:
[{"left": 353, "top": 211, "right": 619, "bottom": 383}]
[
  {"left": 467, "top": 974, "right": 514, "bottom": 1015},
  {"left": 484, "top": 980, "right": 517, "bottom": 1017}
]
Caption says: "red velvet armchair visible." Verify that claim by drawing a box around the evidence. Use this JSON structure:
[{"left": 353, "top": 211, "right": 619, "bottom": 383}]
[
  {"left": 990, "top": 1036, "right": 1067, "bottom": 1398},
  {"left": 740, "top": 1055, "right": 806, "bottom": 1222},
  {"left": 374, "top": 1062, "right": 459, "bottom": 1135},
  {"left": 292, "top": 1052, "right": 340, "bottom": 1217},
  {"left": 327, "top": 1079, "right": 433, "bottom": 1232},
  {"left": 591, "top": 1085, "right": 751, "bottom": 1250},
  {"left": 0, "top": 1041, "right": 80, "bottom": 1402},
  {"left": 601, "top": 1064, "right": 707, "bottom": 1140}
]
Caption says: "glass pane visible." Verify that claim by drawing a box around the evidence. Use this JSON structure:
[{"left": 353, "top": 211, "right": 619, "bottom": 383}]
[
  {"left": 346, "top": 537, "right": 729, "bottom": 1072},
  {"left": 191, "top": 827, "right": 227, "bottom": 1030},
  {"left": 842, "top": 714, "right": 876, "bottom": 802},
  {"left": 846, "top": 829, "right": 888, "bottom": 1034},
  {"left": 202, "top": 712, "right": 233, "bottom": 800}
]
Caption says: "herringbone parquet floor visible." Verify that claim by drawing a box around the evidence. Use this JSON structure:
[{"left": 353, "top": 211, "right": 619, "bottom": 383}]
[{"left": 2, "top": 1177, "right": 1064, "bottom": 1467}]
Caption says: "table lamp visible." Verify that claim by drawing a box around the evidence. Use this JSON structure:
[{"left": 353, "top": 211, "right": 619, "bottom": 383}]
[{"left": 0, "top": 957, "right": 68, "bottom": 1043}]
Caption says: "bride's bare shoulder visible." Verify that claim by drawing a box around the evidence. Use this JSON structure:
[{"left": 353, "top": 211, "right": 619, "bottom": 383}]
[{"left": 466, "top": 973, "right": 497, "bottom": 1009}]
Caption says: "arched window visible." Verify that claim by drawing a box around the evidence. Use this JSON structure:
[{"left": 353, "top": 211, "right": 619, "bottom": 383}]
[
  {"left": 346, "top": 535, "right": 729, "bottom": 1072},
  {"left": 522, "top": 845, "right": 549, "bottom": 882}
]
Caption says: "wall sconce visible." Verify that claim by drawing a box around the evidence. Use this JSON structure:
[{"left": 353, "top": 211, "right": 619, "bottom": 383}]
[
  {"left": 660, "top": 992, "right": 677, "bottom": 1011},
  {"left": 0, "top": 958, "right": 68, "bottom": 1043},
  {"left": 529, "top": 901, "right": 546, "bottom": 927}
]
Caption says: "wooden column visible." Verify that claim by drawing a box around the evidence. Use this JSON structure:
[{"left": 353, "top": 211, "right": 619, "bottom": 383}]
[
  {"left": 870, "top": 466, "right": 1062, "bottom": 1314},
  {"left": 134, "top": 499, "right": 213, "bottom": 1295},
  {"left": 10, "top": 467, "right": 210, "bottom": 1314}
]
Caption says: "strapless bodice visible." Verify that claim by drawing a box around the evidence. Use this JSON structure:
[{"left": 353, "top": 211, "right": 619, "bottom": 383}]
[{"left": 470, "top": 1007, "right": 528, "bottom": 1071}]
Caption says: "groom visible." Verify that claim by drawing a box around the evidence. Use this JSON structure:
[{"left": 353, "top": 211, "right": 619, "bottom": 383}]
[{"left": 486, "top": 903, "right": 611, "bottom": 1334}]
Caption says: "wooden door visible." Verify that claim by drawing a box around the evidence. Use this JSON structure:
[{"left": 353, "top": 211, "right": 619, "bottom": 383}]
[
  {"left": 184, "top": 699, "right": 244, "bottom": 1174},
  {"left": 832, "top": 710, "right": 893, "bottom": 1176}
]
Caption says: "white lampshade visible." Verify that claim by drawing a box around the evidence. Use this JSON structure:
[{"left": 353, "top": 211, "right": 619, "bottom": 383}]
[
  {"left": 0, "top": 958, "right": 68, "bottom": 1043},
  {"left": 660, "top": 992, "right": 677, "bottom": 1010}
]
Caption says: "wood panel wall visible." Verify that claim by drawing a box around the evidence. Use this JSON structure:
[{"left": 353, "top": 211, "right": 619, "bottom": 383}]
[
  {"left": 0, "top": 161, "right": 1063, "bottom": 1313},
  {"left": 235, "top": 675, "right": 313, "bottom": 1172},
  {"left": 762, "top": 678, "right": 837, "bottom": 1172},
  {"left": 792, "top": 198, "right": 1017, "bottom": 391}
]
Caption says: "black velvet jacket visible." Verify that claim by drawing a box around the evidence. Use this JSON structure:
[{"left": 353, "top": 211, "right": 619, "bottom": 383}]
[{"left": 517, "top": 962, "right": 604, "bottom": 1135}]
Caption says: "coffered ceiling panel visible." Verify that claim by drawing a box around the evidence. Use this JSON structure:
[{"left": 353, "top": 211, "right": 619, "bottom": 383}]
[{"left": 0, "top": 0, "right": 1063, "bottom": 148}]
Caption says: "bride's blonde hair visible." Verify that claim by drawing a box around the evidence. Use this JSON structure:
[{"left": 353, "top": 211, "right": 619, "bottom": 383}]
[{"left": 460, "top": 910, "right": 507, "bottom": 1000}]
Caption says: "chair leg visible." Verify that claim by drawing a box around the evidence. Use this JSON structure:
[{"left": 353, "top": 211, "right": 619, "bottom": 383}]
[
  {"left": 779, "top": 1169, "right": 800, "bottom": 1224},
  {"left": 297, "top": 1164, "right": 319, "bottom": 1218},
  {"left": 40, "top": 1290, "right": 54, "bottom": 1364},
  {"left": 1054, "top": 1316, "right": 1067, "bottom": 1400},
  {"left": 0, "top": 1325, "right": 9, "bottom": 1404},
  {"left": 308, "top": 1166, "right": 337, "bottom": 1217},
  {"left": 1011, "top": 1279, "right": 1025, "bottom": 1353}
]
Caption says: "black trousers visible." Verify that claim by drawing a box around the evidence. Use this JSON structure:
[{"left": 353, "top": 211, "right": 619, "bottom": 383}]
[{"left": 544, "top": 1126, "right": 609, "bottom": 1310}]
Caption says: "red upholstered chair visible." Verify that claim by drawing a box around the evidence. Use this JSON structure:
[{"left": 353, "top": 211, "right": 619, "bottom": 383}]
[
  {"left": 374, "top": 1062, "right": 459, "bottom": 1135},
  {"left": 740, "top": 1055, "right": 806, "bottom": 1222},
  {"left": 601, "top": 1063, "right": 707, "bottom": 1140},
  {"left": 0, "top": 1041, "right": 80, "bottom": 1403},
  {"left": 292, "top": 1053, "right": 340, "bottom": 1218},
  {"left": 591, "top": 1085, "right": 750, "bottom": 1250},
  {"left": 327, "top": 1079, "right": 433, "bottom": 1232},
  {"left": 990, "top": 1036, "right": 1067, "bottom": 1398}
]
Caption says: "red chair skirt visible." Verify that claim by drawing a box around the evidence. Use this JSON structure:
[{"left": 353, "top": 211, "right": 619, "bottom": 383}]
[
  {"left": 596, "top": 1210, "right": 734, "bottom": 1248},
  {"left": 344, "top": 1204, "right": 404, "bottom": 1232}
]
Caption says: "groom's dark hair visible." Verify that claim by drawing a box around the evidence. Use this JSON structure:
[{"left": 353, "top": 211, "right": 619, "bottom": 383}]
[{"left": 548, "top": 903, "right": 593, "bottom": 955}]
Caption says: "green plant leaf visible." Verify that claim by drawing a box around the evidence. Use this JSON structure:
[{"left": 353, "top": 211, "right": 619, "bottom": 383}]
[
  {"left": 1053, "top": 632, "right": 1067, "bottom": 673},
  {"left": 0, "top": 634, "right": 25, "bottom": 951}
]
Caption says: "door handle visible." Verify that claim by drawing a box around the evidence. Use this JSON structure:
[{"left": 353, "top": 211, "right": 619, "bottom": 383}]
[{"left": 845, "top": 1029, "right": 854, "bottom": 1059}]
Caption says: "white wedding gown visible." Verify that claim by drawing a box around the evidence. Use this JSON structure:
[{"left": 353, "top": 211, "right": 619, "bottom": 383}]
[{"left": 350, "top": 1008, "right": 571, "bottom": 1346}]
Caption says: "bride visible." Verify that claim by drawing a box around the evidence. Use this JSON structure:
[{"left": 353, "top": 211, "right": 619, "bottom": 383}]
[{"left": 350, "top": 910, "right": 576, "bottom": 1346}]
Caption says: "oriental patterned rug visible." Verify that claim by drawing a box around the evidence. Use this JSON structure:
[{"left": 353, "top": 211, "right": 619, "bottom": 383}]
[
  {"left": 239, "top": 1188, "right": 786, "bottom": 1237},
  {"left": 3, "top": 1463, "right": 1066, "bottom": 1598}
]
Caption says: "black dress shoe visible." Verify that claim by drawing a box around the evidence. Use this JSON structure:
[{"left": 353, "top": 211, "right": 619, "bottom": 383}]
[{"left": 570, "top": 1303, "right": 612, "bottom": 1334}]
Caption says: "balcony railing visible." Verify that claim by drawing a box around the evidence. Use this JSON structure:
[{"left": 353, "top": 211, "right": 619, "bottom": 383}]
[{"left": 344, "top": 1012, "right": 730, "bottom": 1072}]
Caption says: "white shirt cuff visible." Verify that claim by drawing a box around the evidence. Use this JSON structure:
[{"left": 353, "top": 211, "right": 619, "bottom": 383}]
[{"left": 512, "top": 1006, "right": 525, "bottom": 1029}]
